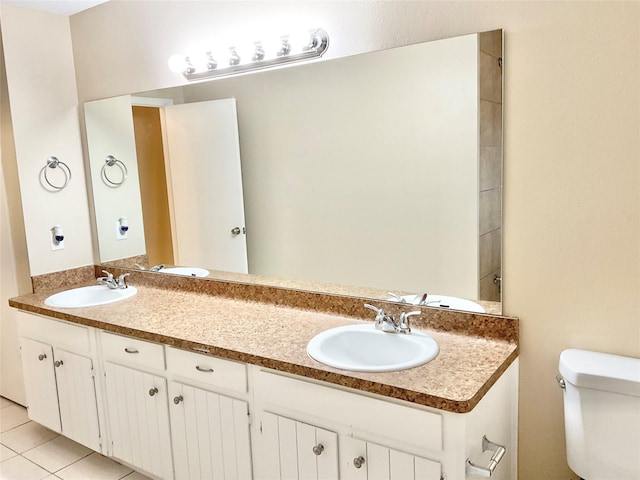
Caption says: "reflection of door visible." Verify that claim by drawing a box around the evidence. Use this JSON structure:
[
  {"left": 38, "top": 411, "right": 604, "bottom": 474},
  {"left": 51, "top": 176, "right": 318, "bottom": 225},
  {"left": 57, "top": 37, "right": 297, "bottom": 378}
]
[{"left": 163, "top": 99, "right": 248, "bottom": 274}]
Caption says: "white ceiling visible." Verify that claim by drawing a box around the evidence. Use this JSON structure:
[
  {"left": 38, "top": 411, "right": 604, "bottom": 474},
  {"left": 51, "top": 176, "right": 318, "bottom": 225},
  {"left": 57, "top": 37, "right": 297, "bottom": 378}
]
[{"left": 1, "top": 0, "right": 109, "bottom": 16}]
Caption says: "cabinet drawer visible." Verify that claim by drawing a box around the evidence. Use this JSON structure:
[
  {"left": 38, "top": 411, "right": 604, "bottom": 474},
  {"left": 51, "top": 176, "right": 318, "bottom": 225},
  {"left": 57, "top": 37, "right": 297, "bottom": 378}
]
[
  {"left": 100, "top": 332, "right": 165, "bottom": 371},
  {"left": 17, "top": 311, "right": 90, "bottom": 353},
  {"left": 166, "top": 347, "right": 247, "bottom": 394}
]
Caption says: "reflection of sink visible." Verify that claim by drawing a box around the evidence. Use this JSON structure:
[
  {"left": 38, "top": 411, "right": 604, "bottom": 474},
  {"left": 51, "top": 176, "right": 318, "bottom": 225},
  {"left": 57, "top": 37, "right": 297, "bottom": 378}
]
[
  {"left": 44, "top": 285, "right": 137, "bottom": 308},
  {"left": 307, "top": 324, "right": 438, "bottom": 372},
  {"left": 398, "top": 294, "right": 485, "bottom": 313},
  {"left": 159, "top": 267, "right": 209, "bottom": 278}
]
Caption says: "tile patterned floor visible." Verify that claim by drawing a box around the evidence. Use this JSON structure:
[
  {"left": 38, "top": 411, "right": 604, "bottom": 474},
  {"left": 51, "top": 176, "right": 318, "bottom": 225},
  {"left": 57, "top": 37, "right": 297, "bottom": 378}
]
[{"left": 0, "top": 397, "right": 150, "bottom": 480}]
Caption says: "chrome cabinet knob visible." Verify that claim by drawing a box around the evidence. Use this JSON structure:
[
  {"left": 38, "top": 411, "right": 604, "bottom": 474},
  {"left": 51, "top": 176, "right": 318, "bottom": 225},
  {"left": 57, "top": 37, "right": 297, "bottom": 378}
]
[
  {"left": 173, "top": 395, "right": 183, "bottom": 405},
  {"left": 312, "top": 444, "right": 324, "bottom": 456},
  {"left": 54, "top": 360, "right": 63, "bottom": 367},
  {"left": 148, "top": 387, "right": 159, "bottom": 397},
  {"left": 353, "top": 456, "right": 365, "bottom": 469},
  {"left": 231, "top": 227, "right": 241, "bottom": 235},
  {"left": 38, "top": 354, "right": 47, "bottom": 361}
]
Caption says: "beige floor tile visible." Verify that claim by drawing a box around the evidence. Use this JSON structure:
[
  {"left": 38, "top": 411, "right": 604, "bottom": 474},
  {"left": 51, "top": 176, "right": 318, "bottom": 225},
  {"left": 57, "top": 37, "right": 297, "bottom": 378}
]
[
  {"left": 56, "top": 452, "right": 133, "bottom": 480},
  {"left": 0, "top": 397, "right": 15, "bottom": 409},
  {"left": 0, "top": 405, "right": 30, "bottom": 433},
  {"left": 43, "top": 476, "right": 62, "bottom": 480},
  {"left": 23, "top": 435, "right": 92, "bottom": 473},
  {"left": 0, "top": 454, "right": 50, "bottom": 480},
  {"left": 1, "top": 421, "right": 59, "bottom": 453},
  {"left": 0, "top": 444, "right": 17, "bottom": 462},
  {"left": 121, "top": 471, "right": 152, "bottom": 480}
]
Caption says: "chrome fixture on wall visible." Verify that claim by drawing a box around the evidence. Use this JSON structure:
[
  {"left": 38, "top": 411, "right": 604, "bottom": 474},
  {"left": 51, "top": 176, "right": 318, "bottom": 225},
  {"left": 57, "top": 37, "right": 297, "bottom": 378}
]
[
  {"left": 40, "top": 156, "right": 71, "bottom": 191},
  {"left": 101, "top": 155, "right": 128, "bottom": 187},
  {"left": 169, "top": 28, "right": 329, "bottom": 81}
]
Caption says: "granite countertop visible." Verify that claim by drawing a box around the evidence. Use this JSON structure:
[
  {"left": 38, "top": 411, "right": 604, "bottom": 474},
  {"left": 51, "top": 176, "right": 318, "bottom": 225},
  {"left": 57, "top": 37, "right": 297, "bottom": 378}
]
[{"left": 10, "top": 274, "right": 518, "bottom": 414}]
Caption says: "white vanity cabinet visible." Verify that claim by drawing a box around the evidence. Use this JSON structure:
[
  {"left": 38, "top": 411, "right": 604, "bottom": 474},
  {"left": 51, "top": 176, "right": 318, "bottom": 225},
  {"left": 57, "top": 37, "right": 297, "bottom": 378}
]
[
  {"left": 252, "top": 361, "right": 518, "bottom": 480},
  {"left": 165, "top": 347, "right": 253, "bottom": 480},
  {"left": 260, "top": 412, "right": 339, "bottom": 479},
  {"left": 17, "top": 312, "right": 101, "bottom": 452},
  {"left": 100, "top": 332, "right": 174, "bottom": 480}
]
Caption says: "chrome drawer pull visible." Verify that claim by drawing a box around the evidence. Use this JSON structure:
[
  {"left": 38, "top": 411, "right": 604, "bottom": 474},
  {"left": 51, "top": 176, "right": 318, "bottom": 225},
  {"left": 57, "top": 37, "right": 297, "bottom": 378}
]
[
  {"left": 148, "top": 387, "right": 159, "bottom": 397},
  {"left": 312, "top": 444, "right": 324, "bottom": 455},
  {"left": 124, "top": 347, "right": 139, "bottom": 354},
  {"left": 466, "top": 436, "right": 506, "bottom": 478},
  {"left": 195, "top": 365, "right": 214, "bottom": 373},
  {"left": 353, "top": 456, "right": 365, "bottom": 469}
]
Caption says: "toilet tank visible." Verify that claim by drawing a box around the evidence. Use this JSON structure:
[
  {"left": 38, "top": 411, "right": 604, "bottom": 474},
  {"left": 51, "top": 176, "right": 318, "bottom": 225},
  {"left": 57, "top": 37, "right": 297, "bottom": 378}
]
[{"left": 559, "top": 349, "right": 640, "bottom": 479}]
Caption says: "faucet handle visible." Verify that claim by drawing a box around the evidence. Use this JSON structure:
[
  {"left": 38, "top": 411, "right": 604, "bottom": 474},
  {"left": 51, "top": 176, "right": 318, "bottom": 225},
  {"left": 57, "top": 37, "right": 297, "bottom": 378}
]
[
  {"left": 100, "top": 270, "right": 114, "bottom": 280},
  {"left": 398, "top": 310, "right": 421, "bottom": 334},
  {"left": 364, "top": 303, "right": 384, "bottom": 315},
  {"left": 117, "top": 273, "right": 130, "bottom": 288}
]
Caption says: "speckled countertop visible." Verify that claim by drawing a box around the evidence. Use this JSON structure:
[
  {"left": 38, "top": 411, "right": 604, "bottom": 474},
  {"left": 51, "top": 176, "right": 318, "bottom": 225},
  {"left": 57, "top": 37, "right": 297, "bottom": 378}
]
[{"left": 11, "top": 269, "right": 518, "bottom": 414}]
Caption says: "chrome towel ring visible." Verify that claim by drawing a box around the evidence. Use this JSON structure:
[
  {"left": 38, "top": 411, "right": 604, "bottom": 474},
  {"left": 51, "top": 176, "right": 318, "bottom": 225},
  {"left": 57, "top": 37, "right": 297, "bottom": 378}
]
[
  {"left": 101, "top": 155, "right": 128, "bottom": 187},
  {"left": 40, "top": 156, "right": 71, "bottom": 191}
]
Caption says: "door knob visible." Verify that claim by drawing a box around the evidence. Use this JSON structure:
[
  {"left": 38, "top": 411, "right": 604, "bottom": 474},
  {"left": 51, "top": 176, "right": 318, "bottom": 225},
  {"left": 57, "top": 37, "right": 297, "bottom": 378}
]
[
  {"left": 231, "top": 227, "right": 241, "bottom": 235},
  {"left": 353, "top": 456, "right": 365, "bottom": 469}
]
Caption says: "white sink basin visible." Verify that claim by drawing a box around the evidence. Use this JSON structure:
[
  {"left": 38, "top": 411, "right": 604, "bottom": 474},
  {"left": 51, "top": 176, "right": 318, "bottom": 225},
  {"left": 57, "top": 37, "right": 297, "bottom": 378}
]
[
  {"left": 44, "top": 285, "right": 137, "bottom": 308},
  {"left": 398, "top": 294, "right": 485, "bottom": 313},
  {"left": 307, "top": 324, "right": 438, "bottom": 372},
  {"left": 160, "top": 267, "right": 210, "bottom": 277}
]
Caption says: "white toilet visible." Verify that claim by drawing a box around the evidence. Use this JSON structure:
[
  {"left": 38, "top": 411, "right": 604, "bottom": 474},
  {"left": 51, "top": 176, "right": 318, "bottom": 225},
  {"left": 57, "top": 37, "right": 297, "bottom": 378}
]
[{"left": 559, "top": 349, "right": 640, "bottom": 479}]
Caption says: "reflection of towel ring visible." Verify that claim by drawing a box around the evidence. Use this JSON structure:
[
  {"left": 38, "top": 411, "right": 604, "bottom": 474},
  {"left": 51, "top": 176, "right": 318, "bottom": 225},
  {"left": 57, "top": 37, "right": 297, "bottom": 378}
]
[
  {"left": 40, "top": 156, "right": 71, "bottom": 191},
  {"left": 101, "top": 155, "right": 128, "bottom": 187}
]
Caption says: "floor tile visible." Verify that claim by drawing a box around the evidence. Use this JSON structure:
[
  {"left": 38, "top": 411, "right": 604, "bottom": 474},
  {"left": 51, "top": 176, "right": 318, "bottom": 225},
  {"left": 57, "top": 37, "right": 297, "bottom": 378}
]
[
  {"left": 0, "top": 397, "right": 15, "bottom": 409},
  {"left": 23, "top": 435, "right": 92, "bottom": 473},
  {"left": 1, "top": 421, "right": 59, "bottom": 453},
  {"left": 0, "top": 454, "right": 50, "bottom": 480},
  {"left": 0, "top": 404, "right": 30, "bottom": 433},
  {"left": 43, "top": 476, "right": 62, "bottom": 480},
  {"left": 120, "top": 471, "right": 152, "bottom": 480},
  {"left": 56, "top": 452, "right": 133, "bottom": 480},
  {"left": 0, "top": 444, "right": 17, "bottom": 462}
]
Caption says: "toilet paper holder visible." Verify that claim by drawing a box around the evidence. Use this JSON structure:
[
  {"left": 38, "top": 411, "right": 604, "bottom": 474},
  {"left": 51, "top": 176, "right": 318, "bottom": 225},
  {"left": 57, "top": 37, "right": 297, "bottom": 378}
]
[{"left": 465, "top": 435, "right": 506, "bottom": 478}]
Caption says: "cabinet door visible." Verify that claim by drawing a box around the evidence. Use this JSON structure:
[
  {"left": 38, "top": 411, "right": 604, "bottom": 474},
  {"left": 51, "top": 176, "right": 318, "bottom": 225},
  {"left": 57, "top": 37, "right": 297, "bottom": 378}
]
[
  {"left": 260, "top": 412, "right": 338, "bottom": 480},
  {"left": 104, "top": 362, "right": 173, "bottom": 480},
  {"left": 340, "top": 436, "right": 441, "bottom": 480},
  {"left": 168, "top": 381, "right": 252, "bottom": 480},
  {"left": 54, "top": 348, "right": 101, "bottom": 451},
  {"left": 19, "top": 338, "right": 61, "bottom": 432}
]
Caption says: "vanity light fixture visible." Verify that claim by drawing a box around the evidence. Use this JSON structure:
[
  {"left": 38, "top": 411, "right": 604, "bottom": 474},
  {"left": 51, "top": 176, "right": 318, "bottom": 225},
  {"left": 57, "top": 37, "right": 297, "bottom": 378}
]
[{"left": 169, "top": 28, "right": 329, "bottom": 81}]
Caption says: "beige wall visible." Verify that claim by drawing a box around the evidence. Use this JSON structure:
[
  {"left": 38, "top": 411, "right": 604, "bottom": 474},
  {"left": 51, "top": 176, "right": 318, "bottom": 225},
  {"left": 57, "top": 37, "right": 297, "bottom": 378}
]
[
  {"left": 0, "top": 1, "right": 637, "bottom": 477},
  {"left": 1, "top": 6, "right": 93, "bottom": 275}
]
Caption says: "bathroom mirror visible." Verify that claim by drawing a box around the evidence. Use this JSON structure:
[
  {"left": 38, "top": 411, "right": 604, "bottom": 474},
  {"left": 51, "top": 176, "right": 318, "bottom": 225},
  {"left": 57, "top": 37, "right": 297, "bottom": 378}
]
[{"left": 85, "top": 30, "right": 503, "bottom": 313}]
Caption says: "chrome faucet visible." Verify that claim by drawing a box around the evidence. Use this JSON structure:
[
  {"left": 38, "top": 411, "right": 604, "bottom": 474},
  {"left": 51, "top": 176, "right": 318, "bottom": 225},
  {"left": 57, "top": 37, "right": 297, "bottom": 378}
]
[
  {"left": 364, "top": 304, "right": 421, "bottom": 334},
  {"left": 97, "top": 270, "right": 130, "bottom": 289},
  {"left": 134, "top": 263, "right": 164, "bottom": 272}
]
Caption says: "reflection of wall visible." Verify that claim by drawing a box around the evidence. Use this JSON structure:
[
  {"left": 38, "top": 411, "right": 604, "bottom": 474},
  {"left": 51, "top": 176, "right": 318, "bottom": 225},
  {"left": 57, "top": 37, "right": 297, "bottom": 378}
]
[
  {"left": 478, "top": 30, "right": 503, "bottom": 301},
  {"left": 85, "top": 95, "right": 146, "bottom": 262},
  {"left": 185, "top": 35, "right": 479, "bottom": 297}
]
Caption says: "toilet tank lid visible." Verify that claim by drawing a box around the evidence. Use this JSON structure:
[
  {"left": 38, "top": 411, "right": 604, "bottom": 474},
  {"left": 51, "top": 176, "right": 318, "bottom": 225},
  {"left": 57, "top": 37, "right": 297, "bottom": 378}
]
[{"left": 559, "top": 349, "right": 640, "bottom": 397}]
